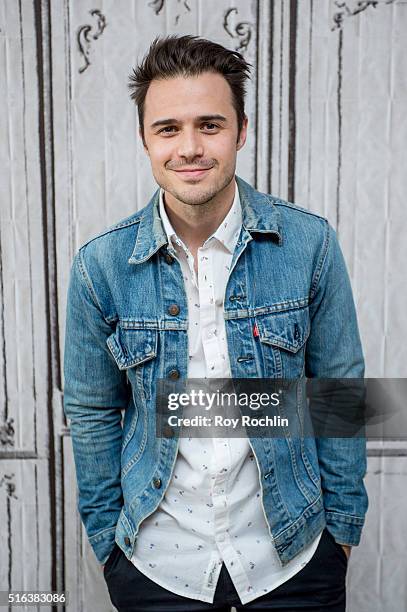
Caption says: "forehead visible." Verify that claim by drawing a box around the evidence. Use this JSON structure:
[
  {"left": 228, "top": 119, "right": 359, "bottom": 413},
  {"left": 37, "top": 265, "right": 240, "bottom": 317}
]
[{"left": 144, "top": 72, "right": 235, "bottom": 121}]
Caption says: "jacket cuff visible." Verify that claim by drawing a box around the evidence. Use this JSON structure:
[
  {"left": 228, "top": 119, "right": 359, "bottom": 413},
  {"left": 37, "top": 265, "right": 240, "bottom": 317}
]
[
  {"left": 88, "top": 526, "right": 117, "bottom": 565},
  {"left": 325, "top": 511, "right": 365, "bottom": 546}
]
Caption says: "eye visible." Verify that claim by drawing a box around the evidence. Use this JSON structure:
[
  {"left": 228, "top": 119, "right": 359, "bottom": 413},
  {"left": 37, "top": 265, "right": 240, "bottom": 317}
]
[
  {"left": 202, "top": 123, "right": 219, "bottom": 131},
  {"left": 158, "top": 126, "right": 177, "bottom": 135}
]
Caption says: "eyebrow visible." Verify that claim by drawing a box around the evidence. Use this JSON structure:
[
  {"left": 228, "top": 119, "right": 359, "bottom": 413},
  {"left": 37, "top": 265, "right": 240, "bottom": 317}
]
[{"left": 149, "top": 114, "right": 228, "bottom": 129}]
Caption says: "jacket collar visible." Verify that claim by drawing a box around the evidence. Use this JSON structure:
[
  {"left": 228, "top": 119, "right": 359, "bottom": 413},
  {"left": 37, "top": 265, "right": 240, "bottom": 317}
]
[{"left": 128, "top": 175, "right": 282, "bottom": 264}]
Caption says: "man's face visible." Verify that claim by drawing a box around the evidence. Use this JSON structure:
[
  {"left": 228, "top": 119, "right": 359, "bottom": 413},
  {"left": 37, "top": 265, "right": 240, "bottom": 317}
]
[{"left": 141, "top": 72, "right": 248, "bottom": 207}]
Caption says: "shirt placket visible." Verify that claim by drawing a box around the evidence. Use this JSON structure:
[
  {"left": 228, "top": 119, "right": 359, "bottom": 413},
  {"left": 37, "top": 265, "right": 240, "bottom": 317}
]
[
  {"left": 198, "top": 244, "right": 225, "bottom": 378},
  {"left": 210, "top": 435, "right": 252, "bottom": 596}
]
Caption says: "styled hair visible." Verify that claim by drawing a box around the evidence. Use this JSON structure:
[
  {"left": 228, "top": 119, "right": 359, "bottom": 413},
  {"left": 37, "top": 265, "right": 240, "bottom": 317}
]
[{"left": 129, "top": 35, "right": 251, "bottom": 139}]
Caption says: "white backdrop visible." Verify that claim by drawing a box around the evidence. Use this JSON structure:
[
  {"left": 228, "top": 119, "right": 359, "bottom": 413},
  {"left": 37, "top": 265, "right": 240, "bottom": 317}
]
[{"left": 1, "top": 0, "right": 406, "bottom": 610}]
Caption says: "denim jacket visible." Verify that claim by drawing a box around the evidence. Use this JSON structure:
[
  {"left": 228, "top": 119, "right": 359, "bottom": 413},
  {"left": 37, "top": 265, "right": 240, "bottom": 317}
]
[{"left": 63, "top": 176, "right": 368, "bottom": 566}]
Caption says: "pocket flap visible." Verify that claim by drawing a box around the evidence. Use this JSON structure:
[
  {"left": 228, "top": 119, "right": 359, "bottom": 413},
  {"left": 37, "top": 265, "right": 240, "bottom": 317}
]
[
  {"left": 107, "top": 325, "right": 158, "bottom": 370},
  {"left": 256, "top": 308, "right": 310, "bottom": 353}
]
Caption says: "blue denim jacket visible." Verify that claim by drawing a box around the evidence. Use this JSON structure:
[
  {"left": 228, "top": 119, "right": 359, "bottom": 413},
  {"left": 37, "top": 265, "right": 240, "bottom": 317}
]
[{"left": 63, "top": 176, "right": 368, "bottom": 566}]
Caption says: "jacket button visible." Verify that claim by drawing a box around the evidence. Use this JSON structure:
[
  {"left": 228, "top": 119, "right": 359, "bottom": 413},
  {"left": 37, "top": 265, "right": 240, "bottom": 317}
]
[
  {"left": 168, "top": 304, "right": 180, "bottom": 316},
  {"left": 165, "top": 254, "right": 174, "bottom": 264},
  {"left": 168, "top": 369, "right": 180, "bottom": 380},
  {"left": 124, "top": 537, "right": 131, "bottom": 546},
  {"left": 163, "top": 425, "right": 174, "bottom": 438},
  {"left": 153, "top": 477, "right": 162, "bottom": 489}
]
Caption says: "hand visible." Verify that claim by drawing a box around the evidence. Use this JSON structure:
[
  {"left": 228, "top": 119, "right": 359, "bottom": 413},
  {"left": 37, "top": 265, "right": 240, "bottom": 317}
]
[{"left": 341, "top": 544, "right": 351, "bottom": 560}]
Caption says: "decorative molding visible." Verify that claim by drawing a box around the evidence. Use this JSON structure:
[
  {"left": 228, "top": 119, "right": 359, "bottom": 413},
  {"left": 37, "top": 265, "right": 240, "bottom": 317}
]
[
  {"left": 0, "top": 473, "right": 17, "bottom": 499},
  {"left": 149, "top": 0, "right": 165, "bottom": 14},
  {"left": 331, "top": 0, "right": 397, "bottom": 30},
  {"left": 223, "top": 8, "right": 253, "bottom": 53},
  {"left": 0, "top": 419, "right": 14, "bottom": 447},
  {"left": 149, "top": 0, "right": 191, "bottom": 25},
  {"left": 77, "top": 9, "right": 107, "bottom": 74}
]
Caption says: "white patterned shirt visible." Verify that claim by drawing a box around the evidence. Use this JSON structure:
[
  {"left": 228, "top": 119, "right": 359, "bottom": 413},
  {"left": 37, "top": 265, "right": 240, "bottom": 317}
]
[{"left": 130, "top": 180, "right": 321, "bottom": 604}]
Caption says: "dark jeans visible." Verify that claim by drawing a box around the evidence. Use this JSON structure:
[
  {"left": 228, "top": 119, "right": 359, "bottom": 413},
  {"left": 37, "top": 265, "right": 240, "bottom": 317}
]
[{"left": 103, "top": 528, "right": 348, "bottom": 611}]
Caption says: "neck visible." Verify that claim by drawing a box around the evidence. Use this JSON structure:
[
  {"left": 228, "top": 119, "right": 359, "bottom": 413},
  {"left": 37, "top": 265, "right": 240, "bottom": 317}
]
[{"left": 163, "top": 178, "right": 236, "bottom": 253}]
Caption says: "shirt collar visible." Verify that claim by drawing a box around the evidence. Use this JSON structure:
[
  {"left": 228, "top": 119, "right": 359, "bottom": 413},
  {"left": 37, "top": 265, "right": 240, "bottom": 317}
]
[
  {"left": 158, "top": 190, "right": 179, "bottom": 252},
  {"left": 158, "top": 180, "right": 242, "bottom": 255},
  {"left": 128, "top": 176, "right": 281, "bottom": 265}
]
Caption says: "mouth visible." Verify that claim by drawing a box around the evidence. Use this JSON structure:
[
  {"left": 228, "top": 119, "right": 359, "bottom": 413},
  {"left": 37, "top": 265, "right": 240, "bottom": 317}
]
[{"left": 172, "top": 167, "right": 213, "bottom": 180}]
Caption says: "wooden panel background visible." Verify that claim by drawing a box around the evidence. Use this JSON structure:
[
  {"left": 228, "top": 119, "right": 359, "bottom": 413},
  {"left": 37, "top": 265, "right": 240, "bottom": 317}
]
[{"left": 1, "top": 1, "right": 406, "bottom": 610}]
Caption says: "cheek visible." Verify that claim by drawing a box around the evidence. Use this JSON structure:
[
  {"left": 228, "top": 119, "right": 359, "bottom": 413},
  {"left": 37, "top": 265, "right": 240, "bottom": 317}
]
[
  {"left": 209, "top": 136, "right": 238, "bottom": 161},
  {"left": 148, "top": 144, "right": 172, "bottom": 167}
]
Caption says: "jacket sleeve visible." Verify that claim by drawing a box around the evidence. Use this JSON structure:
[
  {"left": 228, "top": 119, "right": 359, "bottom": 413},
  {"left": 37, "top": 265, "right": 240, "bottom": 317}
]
[
  {"left": 63, "top": 249, "right": 130, "bottom": 564},
  {"left": 305, "top": 222, "right": 368, "bottom": 546}
]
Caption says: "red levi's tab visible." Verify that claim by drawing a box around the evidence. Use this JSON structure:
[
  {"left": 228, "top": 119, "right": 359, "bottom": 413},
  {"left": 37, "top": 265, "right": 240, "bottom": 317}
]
[{"left": 253, "top": 323, "right": 259, "bottom": 338}]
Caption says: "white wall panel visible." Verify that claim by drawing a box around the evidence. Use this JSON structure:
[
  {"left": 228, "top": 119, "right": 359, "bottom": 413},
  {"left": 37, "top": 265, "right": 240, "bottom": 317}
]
[
  {"left": 1, "top": 1, "right": 406, "bottom": 610},
  {"left": 0, "top": 0, "right": 53, "bottom": 601}
]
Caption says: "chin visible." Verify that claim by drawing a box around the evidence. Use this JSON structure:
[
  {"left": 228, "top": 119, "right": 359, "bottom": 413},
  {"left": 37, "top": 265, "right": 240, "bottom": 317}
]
[{"left": 172, "top": 188, "right": 217, "bottom": 206}]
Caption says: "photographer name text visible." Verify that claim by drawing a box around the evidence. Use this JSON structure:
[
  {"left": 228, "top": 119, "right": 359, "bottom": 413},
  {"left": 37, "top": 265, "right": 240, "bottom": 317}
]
[{"left": 167, "top": 414, "right": 288, "bottom": 428}]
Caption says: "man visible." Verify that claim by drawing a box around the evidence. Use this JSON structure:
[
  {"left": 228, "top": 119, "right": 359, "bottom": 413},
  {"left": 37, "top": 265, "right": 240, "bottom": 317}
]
[{"left": 64, "top": 35, "right": 368, "bottom": 611}]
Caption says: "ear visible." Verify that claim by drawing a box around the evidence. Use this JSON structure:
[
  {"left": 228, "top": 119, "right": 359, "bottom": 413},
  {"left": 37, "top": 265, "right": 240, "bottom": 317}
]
[{"left": 236, "top": 115, "right": 248, "bottom": 151}]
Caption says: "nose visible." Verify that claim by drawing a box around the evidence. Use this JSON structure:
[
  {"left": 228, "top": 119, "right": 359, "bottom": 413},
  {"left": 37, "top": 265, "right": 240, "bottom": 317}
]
[{"left": 176, "top": 127, "right": 204, "bottom": 160}]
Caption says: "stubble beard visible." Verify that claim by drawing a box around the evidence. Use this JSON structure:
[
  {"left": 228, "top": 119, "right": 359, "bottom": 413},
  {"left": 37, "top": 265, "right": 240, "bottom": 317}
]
[{"left": 157, "top": 166, "right": 236, "bottom": 207}]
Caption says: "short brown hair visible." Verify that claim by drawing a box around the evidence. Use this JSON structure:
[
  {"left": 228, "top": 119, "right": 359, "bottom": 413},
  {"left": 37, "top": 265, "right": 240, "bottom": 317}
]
[{"left": 129, "top": 35, "right": 251, "bottom": 139}]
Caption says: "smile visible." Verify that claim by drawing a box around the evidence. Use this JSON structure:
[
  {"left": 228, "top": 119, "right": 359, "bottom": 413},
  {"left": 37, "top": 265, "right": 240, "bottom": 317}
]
[{"left": 173, "top": 167, "right": 213, "bottom": 179}]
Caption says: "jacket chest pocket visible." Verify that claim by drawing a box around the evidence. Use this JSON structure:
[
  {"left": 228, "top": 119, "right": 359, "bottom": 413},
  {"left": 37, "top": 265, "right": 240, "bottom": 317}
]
[
  {"left": 106, "top": 324, "right": 158, "bottom": 476},
  {"left": 256, "top": 307, "right": 310, "bottom": 378},
  {"left": 106, "top": 324, "right": 158, "bottom": 372},
  {"left": 106, "top": 324, "right": 158, "bottom": 425}
]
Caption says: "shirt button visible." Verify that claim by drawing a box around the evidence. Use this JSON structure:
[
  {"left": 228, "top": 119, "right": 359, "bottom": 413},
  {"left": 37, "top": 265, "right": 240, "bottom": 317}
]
[
  {"left": 168, "top": 304, "right": 180, "bottom": 316},
  {"left": 124, "top": 537, "right": 131, "bottom": 546},
  {"left": 153, "top": 478, "right": 162, "bottom": 489},
  {"left": 168, "top": 369, "right": 180, "bottom": 380}
]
